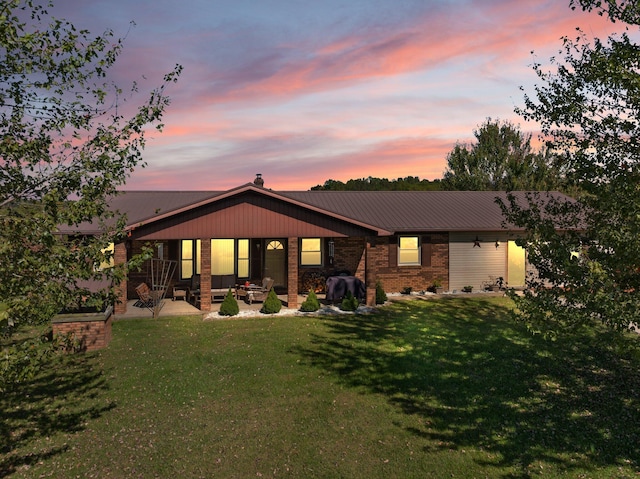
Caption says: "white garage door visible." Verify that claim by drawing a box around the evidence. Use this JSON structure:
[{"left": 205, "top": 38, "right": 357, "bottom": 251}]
[{"left": 449, "top": 232, "right": 507, "bottom": 291}]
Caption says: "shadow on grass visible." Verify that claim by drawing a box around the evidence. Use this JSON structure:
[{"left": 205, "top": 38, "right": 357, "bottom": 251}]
[
  {"left": 0, "top": 352, "right": 114, "bottom": 476},
  {"left": 292, "top": 297, "right": 640, "bottom": 477}
]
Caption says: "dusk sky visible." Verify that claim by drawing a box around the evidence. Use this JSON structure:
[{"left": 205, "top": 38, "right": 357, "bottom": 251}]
[{"left": 56, "top": 0, "right": 620, "bottom": 190}]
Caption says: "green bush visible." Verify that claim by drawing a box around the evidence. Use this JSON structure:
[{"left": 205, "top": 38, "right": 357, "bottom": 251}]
[
  {"left": 219, "top": 289, "right": 239, "bottom": 316},
  {"left": 260, "top": 289, "right": 282, "bottom": 314},
  {"left": 375, "top": 280, "right": 387, "bottom": 304},
  {"left": 300, "top": 290, "right": 320, "bottom": 312},
  {"left": 340, "top": 291, "right": 359, "bottom": 311}
]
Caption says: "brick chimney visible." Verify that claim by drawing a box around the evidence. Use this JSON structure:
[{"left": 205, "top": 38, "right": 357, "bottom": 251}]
[{"left": 253, "top": 173, "right": 264, "bottom": 187}]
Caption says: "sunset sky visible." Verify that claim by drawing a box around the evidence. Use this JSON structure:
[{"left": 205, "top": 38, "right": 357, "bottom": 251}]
[{"left": 56, "top": 0, "right": 620, "bottom": 190}]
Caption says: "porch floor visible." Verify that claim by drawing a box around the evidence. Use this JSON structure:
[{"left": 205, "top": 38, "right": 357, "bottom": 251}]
[{"left": 115, "top": 294, "right": 319, "bottom": 319}]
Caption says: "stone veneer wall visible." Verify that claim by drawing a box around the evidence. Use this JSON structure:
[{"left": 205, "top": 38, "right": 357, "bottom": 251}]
[{"left": 52, "top": 307, "right": 113, "bottom": 352}]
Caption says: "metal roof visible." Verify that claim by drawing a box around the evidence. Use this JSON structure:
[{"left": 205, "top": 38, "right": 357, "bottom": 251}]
[
  {"left": 280, "top": 190, "right": 560, "bottom": 232},
  {"left": 61, "top": 187, "right": 572, "bottom": 235}
]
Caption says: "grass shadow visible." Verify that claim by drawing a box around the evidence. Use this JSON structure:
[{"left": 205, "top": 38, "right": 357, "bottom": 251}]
[
  {"left": 292, "top": 297, "right": 640, "bottom": 477},
  {"left": 0, "top": 351, "right": 114, "bottom": 476}
]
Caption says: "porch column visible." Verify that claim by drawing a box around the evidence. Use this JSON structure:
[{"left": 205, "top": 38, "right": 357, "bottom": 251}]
[
  {"left": 200, "top": 238, "right": 212, "bottom": 312},
  {"left": 114, "top": 241, "right": 128, "bottom": 315},
  {"left": 287, "top": 236, "right": 299, "bottom": 308},
  {"left": 365, "top": 237, "right": 377, "bottom": 307}
]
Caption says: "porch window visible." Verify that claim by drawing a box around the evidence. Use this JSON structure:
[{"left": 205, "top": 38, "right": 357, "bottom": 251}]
[
  {"left": 180, "top": 239, "right": 201, "bottom": 280},
  {"left": 211, "top": 239, "right": 235, "bottom": 275},
  {"left": 210, "top": 239, "right": 250, "bottom": 277},
  {"left": 301, "top": 238, "right": 322, "bottom": 266},
  {"left": 398, "top": 236, "right": 420, "bottom": 265},
  {"left": 237, "top": 239, "right": 249, "bottom": 278}
]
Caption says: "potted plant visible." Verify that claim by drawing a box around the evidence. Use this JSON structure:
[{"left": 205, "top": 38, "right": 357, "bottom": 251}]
[{"left": 432, "top": 278, "right": 444, "bottom": 294}]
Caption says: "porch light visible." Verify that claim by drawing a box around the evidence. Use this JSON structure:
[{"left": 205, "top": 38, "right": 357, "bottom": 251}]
[
  {"left": 473, "top": 236, "right": 481, "bottom": 248},
  {"left": 495, "top": 240, "right": 500, "bottom": 249},
  {"left": 328, "top": 240, "right": 335, "bottom": 257}
]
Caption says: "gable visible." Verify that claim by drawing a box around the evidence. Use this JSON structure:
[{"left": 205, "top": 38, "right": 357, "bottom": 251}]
[{"left": 129, "top": 192, "right": 380, "bottom": 240}]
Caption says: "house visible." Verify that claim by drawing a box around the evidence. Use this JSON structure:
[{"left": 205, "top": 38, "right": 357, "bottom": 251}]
[{"left": 63, "top": 175, "right": 571, "bottom": 316}]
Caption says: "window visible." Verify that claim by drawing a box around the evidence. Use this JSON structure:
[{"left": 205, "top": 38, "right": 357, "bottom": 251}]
[
  {"left": 211, "top": 239, "right": 235, "bottom": 275},
  {"left": 96, "top": 242, "right": 114, "bottom": 271},
  {"left": 398, "top": 236, "right": 420, "bottom": 265},
  {"left": 237, "top": 239, "right": 249, "bottom": 278},
  {"left": 301, "top": 238, "right": 322, "bottom": 266},
  {"left": 182, "top": 238, "right": 249, "bottom": 278},
  {"left": 180, "top": 239, "right": 201, "bottom": 279}
]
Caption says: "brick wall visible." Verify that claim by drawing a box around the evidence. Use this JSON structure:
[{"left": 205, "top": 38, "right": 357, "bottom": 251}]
[
  {"left": 373, "top": 234, "right": 449, "bottom": 292},
  {"left": 296, "top": 234, "right": 450, "bottom": 295},
  {"left": 52, "top": 309, "right": 113, "bottom": 352}
]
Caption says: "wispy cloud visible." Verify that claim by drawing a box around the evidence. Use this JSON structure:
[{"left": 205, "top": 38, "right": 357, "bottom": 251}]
[{"left": 51, "top": 0, "right": 625, "bottom": 190}]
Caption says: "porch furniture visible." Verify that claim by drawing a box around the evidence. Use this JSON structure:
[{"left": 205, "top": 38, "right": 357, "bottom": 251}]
[
  {"left": 172, "top": 286, "right": 188, "bottom": 301},
  {"left": 189, "top": 274, "right": 237, "bottom": 306},
  {"left": 210, "top": 274, "right": 236, "bottom": 302},
  {"left": 189, "top": 274, "right": 202, "bottom": 305},
  {"left": 134, "top": 283, "right": 163, "bottom": 308},
  {"left": 236, "top": 277, "right": 274, "bottom": 304},
  {"left": 325, "top": 275, "right": 366, "bottom": 301}
]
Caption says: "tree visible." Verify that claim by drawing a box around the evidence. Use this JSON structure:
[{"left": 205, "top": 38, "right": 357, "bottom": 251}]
[
  {"left": 442, "top": 118, "right": 564, "bottom": 191},
  {"left": 311, "top": 176, "right": 442, "bottom": 191},
  {"left": 499, "top": 0, "right": 640, "bottom": 336},
  {"left": 0, "top": 0, "right": 181, "bottom": 388}
]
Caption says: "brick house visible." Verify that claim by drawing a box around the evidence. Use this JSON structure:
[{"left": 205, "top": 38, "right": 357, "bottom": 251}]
[{"left": 66, "top": 175, "right": 571, "bottom": 315}]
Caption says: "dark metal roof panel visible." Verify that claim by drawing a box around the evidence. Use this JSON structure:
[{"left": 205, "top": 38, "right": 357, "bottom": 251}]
[
  {"left": 280, "top": 191, "right": 566, "bottom": 232},
  {"left": 109, "top": 190, "right": 223, "bottom": 224}
]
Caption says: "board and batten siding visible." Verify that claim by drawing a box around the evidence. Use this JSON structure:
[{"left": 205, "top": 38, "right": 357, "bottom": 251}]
[{"left": 449, "top": 232, "right": 508, "bottom": 291}]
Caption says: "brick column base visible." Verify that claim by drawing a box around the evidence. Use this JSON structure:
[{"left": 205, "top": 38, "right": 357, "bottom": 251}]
[{"left": 287, "top": 237, "right": 299, "bottom": 308}]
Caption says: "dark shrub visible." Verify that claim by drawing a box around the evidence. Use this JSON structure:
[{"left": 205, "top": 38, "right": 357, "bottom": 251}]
[
  {"left": 219, "top": 289, "right": 239, "bottom": 316},
  {"left": 375, "top": 280, "right": 387, "bottom": 304},
  {"left": 300, "top": 290, "right": 320, "bottom": 312},
  {"left": 340, "top": 291, "right": 359, "bottom": 311},
  {"left": 260, "top": 289, "right": 282, "bottom": 314}
]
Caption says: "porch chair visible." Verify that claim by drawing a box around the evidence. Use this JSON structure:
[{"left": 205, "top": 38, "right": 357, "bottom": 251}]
[
  {"left": 243, "top": 277, "right": 275, "bottom": 304},
  {"left": 134, "top": 283, "right": 162, "bottom": 308}
]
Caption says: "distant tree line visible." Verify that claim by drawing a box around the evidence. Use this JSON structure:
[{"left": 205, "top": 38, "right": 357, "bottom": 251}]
[
  {"left": 311, "top": 119, "right": 572, "bottom": 193},
  {"left": 311, "top": 176, "right": 443, "bottom": 191}
]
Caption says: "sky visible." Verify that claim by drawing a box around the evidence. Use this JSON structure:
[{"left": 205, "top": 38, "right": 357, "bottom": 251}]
[{"left": 54, "top": 0, "right": 621, "bottom": 190}]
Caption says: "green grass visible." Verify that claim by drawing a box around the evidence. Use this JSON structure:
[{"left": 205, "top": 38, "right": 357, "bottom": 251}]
[{"left": 2, "top": 297, "right": 640, "bottom": 478}]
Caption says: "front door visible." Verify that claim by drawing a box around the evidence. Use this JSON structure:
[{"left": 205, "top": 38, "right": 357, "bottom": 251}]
[{"left": 264, "top": 239, "right": 286, "bottom": 288}]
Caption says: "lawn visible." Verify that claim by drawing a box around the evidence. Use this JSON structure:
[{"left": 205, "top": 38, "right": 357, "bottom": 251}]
[{"left": 2, "top": 296, "right": 639, "bottom": 478}]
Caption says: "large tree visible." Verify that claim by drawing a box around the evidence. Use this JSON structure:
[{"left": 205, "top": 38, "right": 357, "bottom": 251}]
[
  {"left": 0, "top": 0, "right": 180, "bottom": 387},
  {"left": 442, "top": 118, "right": 564, "bottom": 191},
  {"left": 499, "top": 0, "right": 640, "bottom": 336}
]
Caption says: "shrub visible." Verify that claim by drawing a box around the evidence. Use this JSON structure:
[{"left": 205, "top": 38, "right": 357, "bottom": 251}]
[
  {"left": 375, "top": 280, "right": 387, "bottom": 304},
  {"left": 300, "top": 290, "right": 320, "bottom": 312},
  {"left": 340, "top": 291, "right": 359, "bottom": 311},
  {"left": 219, "top": 289, "right": 239, "bottom": 316},
  {"left": 260, "top": 289, "right": 282, "bottom": 314},
  {"left": 401, "top": 286, "right": 412, "bottom": 295}
]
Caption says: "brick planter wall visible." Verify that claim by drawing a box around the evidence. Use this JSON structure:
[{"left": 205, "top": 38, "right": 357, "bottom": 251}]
[{"left": 52, "top": 307, "right": 113, "bottom": 352}]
